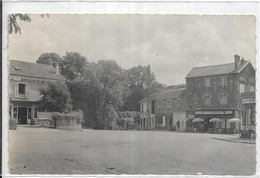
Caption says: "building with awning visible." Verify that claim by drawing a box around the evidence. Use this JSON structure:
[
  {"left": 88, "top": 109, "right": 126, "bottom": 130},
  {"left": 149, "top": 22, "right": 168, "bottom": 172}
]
[{"left": 185, "top": 55, "right": 255, "bottom": 133}]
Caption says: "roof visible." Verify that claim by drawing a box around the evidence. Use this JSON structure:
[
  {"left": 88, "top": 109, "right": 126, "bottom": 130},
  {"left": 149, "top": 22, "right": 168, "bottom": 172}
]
[
  {"left": 186, "top": 61, "right": 250, "bottom": 78},
  {"left": 157, "top": 88, "right": 186, "bottom": 100},
  {"left": 9, "top": 60, "right": 65, "bottom": 81},
  {"left": 139, "top": 92, "right": 158, "bottom": 103}
]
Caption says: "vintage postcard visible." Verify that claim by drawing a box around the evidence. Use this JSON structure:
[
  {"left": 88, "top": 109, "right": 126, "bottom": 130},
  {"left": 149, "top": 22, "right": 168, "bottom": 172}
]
[{"left": 2, "top": 1, "right": 259, "bottom": 177}]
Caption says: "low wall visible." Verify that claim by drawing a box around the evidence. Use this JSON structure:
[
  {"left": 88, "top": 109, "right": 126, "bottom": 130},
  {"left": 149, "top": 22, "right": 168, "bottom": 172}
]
[{"left": 37, "top": 111, "right": 83, "bottom": 130}]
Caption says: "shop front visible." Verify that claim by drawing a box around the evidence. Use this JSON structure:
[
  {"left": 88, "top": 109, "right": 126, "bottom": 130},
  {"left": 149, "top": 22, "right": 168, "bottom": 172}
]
[
  {"left": 186, "top": 110, "right": 237, "bottom": 133},
  {"left": 9, "top": 100, "right": 38, "bottom": 125}
]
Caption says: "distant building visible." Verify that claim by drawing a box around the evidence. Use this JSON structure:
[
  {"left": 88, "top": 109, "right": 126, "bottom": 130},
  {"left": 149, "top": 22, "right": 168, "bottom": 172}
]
[
  {"left": 9, "top": 60, "right": 66, "bottom": 124},
  {"left": 139, "top": 88, "right": 187, "bottom": 131},
  {"left": 154, "top": 88, "right": 187, "bottom": 131},
  {"left": 186, "top": 55, "right": 255, "bottom": 133},
  {"left": 139, "top": 93, "right": 157, "bottom": 130}
]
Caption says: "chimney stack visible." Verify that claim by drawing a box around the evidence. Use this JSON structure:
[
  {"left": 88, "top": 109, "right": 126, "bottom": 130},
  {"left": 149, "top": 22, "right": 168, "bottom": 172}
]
[
  {"left": 241, "top": 57, "right": 246, "bottom": 65},
  {"left": 234, "top": 54, "right": 241, "bottom": 71},
  {"left": 55, "top": 62, "right": 59, "bottom": 74}
]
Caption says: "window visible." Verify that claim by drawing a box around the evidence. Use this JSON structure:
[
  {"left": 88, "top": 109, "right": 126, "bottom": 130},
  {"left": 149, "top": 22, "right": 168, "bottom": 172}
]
[
  {"left": 220, "top": 76, "right": 227, "bottom": 88},
  {"left": 157, "top": 118, "right": 163, "bottom": 124},
  {"left": 162, "top": 116, "right": 166, "bottom": 127},
  {"left": 249, "top": 85, "right": 255, "bottom": 92},
  {"left": 19, "top": 83, "right": 26, "bottom": 95},
  {"left": 205, "top": 78, "right": 210, "bottom": 88},
  {"left": 203, "top": 93, "right": 211, "bottom": 106},
  {"left": 240, "top": 83, "right": 245, "bottom": 93},
  {"left": 177, "top": 99, "right": 181, "bottom": 109},
  {"left": 157, "top": 101, "right": 161, "bottom": 109},
  {"left": 219, "top": 92, "right": 227, "bottom": 105},
  {"left": 170, "top": 118, "right": 173, "bottom": 126},
  {"left": 167, "top": 100, "right": 171, "bottom": 110},
  {"left": 28, "top": 108, "right": 32, "bottom": 119}
]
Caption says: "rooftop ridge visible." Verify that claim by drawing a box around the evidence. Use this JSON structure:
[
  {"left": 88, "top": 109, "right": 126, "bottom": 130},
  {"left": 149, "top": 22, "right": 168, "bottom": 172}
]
[
  {"left": 191, "top": 62, "right": 234, "bottom": 70},
  {"left": 10, "top": 59, "right": 53, "bottom": 67}
]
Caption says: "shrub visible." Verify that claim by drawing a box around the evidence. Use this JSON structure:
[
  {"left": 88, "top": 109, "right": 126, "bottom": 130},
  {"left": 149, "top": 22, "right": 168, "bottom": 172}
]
[
  {"left": 9, "top": 118, "right": 17, "bottom": 130},
  {"left": 52, "top": 113, "right": 82, "bottom": 128}
]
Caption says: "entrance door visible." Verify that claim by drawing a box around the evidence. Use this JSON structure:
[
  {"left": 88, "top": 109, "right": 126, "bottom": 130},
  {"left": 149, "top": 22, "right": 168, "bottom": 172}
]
[{"left": 18, "top": 107, "right": 27, "bottom": 124}]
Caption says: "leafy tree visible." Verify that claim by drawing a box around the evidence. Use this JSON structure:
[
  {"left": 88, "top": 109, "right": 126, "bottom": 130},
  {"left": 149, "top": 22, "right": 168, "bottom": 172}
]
[
  {"left": 8, "top": 14, "right": 49, "bottom": 34},
  {"left": 100, "top": 103, "right": 118, "bottom": 130},
  {"left": 8, "top": 14, "right": 31, "bottom": 34},
  {"left": 60, "top": 52, "right": 88, "bottom": 80},
  {"left": 36, "top": 52, "right": 62, "bottom": 67},
  {"left": 38, "top": 82, "right": 72, "bottom": 113}
]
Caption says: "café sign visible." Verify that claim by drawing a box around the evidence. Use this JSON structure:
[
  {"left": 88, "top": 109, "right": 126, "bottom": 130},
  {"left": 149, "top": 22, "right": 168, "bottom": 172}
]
[
  {"left": 242, "top": 98, "right": 255, "bottom": 104},
  {"left": 187, "top": 115, "right": 195, "bottom": 119},
  {"left": 195, "top": 110, "right": 233, "bottom": 115}
]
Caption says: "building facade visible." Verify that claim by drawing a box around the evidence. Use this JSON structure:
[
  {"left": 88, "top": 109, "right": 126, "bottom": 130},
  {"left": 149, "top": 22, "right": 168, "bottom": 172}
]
[
  {"left": 186, "top": 55, "right": 255, "bottom": 133},
  {"left": 9, "top": 60, "right": 66, "bottom": 124},
  {"left": 139, "top": 88, "right": 187, "bottom": 131}
]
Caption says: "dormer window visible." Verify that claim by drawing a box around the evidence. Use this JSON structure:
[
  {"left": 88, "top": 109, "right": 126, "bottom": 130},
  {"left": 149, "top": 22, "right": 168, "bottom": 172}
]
[{"left": 13, "top": 66, "right": 21, "bottom": 70}]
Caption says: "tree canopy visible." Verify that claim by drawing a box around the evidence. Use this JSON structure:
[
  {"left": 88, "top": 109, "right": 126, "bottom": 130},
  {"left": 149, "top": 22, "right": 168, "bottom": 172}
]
[
  {"left": 36, "top": 52, "right": 62, "bottom": 67},
  {"left": 38, "top": 82, "right": 72, "bottom": 113}
]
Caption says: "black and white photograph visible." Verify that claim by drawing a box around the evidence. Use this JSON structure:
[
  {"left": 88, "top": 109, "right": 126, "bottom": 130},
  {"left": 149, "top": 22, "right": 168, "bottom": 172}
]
[{"left": 2, "top": 1, "right": 259, "bottom": 177}]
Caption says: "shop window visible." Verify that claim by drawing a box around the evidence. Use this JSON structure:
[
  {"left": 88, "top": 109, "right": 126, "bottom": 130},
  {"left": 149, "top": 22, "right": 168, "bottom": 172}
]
[
  {"left": 28, "top": 108, "right": 32, "bottom": 119},
  {"left": 18, "top": 83, "right": 26, "bottom": 95},
  {"left": 170, "top": 118, "right": 173, "bottom": 126},
  {"left": 157, "top": 118, "right": 163, "bottom": 124},
  {"left": 162, "top": 116, "right": 166, "bottom": 127}
]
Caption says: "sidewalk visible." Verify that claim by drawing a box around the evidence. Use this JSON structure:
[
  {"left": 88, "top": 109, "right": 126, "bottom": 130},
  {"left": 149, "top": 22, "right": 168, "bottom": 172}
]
[{"left": 211, "top": 134, "right": 255, "bottom": 144}]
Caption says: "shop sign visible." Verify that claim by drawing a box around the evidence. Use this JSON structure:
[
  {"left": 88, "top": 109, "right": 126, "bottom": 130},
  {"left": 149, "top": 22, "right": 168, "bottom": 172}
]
[
  {"left": 21, "top": 78, "right": 48, "bottom": 84},
  {"left": 187, "top": 115, "right": 195, "bottom": 119},
  {"left": 242, "top": 98, "right": 255, "bottom": 104},
  {"left": 195, "top": 110, "right": 233, "bottom": 115}
]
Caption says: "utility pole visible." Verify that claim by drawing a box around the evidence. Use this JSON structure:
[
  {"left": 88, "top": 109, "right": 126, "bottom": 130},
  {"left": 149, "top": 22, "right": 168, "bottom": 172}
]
[{"left": 147, "top": 65, "right": 151, "bottom": 129}]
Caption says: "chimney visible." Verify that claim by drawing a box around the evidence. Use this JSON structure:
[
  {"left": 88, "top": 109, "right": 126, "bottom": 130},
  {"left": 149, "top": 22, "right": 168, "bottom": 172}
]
[
  {"left": 55, "top": 62, "right": 59, "bottom": 74},
  {"left": 241, "top": 57, "right": 246, "bottom": 65},
  {"left": 234, "top": 54, "right": 241, "bottom": 71}
]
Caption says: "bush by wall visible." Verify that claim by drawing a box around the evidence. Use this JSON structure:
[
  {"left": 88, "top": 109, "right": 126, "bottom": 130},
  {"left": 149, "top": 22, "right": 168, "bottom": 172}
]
[
  {"left": 52, "top": 112, "right": 82, "bottom": 130},
  {"left": 9, "top": 118, "right": 17, "bottom": 130}
]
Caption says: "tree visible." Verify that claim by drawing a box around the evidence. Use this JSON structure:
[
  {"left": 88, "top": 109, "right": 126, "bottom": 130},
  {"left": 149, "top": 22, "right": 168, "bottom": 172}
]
[
  {"left": 38, "top": 82, "right": 72, "bottom": 113},
  {"left": 8, "top": 14, "right": 49, "bottom": 34},
  {"left": 60, "top": 52, "right": 88, "bottom": 80},
  {"left": 36, "top": 53, "right": 62, "bottom": 67},
  {"left": 8, "top": 14, "right": 31, "bottom": 34}
]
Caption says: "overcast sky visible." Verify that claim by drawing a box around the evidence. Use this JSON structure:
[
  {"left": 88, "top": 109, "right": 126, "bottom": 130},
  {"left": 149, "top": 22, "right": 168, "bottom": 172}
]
[{"left": 9, "top": 14, "right": 256, "bottom": 85}]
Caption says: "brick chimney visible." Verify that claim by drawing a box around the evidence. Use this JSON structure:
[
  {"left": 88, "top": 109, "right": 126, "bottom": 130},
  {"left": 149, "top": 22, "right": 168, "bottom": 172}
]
[
  {"left": 241, "top": 57, "right": 246, "bottom": 65},
  {"left": 234, "top": 54, "right": 241, "bottom": 71},
  {"left": 55, "top": 62, "right": 59, "bottom": 74}
]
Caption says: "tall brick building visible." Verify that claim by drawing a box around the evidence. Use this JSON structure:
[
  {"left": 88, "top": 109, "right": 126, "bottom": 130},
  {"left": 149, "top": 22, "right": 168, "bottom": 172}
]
[{"left": 186, "top": 55, "right": 255, "bottom": 133}]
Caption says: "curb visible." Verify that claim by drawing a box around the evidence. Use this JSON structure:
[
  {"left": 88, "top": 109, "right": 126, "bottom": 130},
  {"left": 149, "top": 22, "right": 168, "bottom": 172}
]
[{"left": 211, "top": 137, "right": 255, "bottom": 144}]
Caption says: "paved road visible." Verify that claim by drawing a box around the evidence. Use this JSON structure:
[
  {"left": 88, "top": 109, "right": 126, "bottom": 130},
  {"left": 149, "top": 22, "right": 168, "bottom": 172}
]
[{"left": 9, "top": 126, "right": 256, "bottom": 175}]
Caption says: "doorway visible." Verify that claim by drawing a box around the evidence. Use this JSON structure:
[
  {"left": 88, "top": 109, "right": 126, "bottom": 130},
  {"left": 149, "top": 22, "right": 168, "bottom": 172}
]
[{"left": 18, "top": 107, "right": 27, "bottom": 124}]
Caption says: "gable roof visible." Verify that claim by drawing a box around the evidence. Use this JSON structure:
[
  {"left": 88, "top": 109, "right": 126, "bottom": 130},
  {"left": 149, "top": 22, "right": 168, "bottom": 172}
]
[
  {"left": 9, "top": 60, "right": 65, "bottom": 81},
  {"left": 139, "top": 92, "right": 158, "bottom": 103},
  {"left": 157, "top": 88, "right": 186, "bottom": 100},
  {"left": 186, "top": 61, "right": 252, "bottom": 78}
]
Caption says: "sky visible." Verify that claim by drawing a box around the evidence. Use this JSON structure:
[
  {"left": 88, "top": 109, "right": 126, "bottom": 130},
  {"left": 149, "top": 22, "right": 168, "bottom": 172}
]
[{"left": 8, "top": 14, "right": 256, "bottom": 85}]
